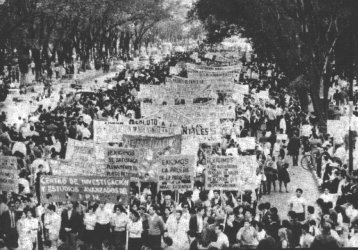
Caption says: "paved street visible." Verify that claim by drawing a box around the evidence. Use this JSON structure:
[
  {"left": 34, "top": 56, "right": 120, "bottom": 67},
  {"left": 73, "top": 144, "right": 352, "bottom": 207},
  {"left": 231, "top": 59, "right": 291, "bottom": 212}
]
[{"left": 260, "top": 156, "right": 321, "bottom": 221}]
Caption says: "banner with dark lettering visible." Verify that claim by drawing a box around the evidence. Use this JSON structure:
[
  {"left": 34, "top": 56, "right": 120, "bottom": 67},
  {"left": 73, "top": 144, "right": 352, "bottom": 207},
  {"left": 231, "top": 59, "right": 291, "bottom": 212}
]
[
  {"left": 106, "top": 148, "right": 142, "bottom": 179},
  {"left": 181, "top": 121, "right": 221, "bottom": 142},
  {"left": 121, "top": 134, "right": 182, "bottom": 157},
  {"left": 40, "top": 176, "right": 129, "bottom": 203},
  {"left": 205, "top": 156, "right": 240, "bottom": 190},
  {"left": 0, "top": 156, "right": 18, "bottom": 192},
  {"left": 94, "top": 121, "right": 181, "bottom": 143},
  {"left": 205, "top": 156, "right": 258, "bottom": 191},
  {"left": 157, "top": 155, "right": 195, "bottom": 191}
]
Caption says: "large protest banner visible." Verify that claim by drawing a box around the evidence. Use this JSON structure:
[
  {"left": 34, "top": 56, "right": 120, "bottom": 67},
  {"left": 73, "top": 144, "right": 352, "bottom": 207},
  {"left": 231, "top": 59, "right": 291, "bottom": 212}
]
[
  {"left": 205, "top": 156, "right": 240, "bottom": 190},
  {"left": 166, "top": 76, "right": 236, "bottom": 94},
  {"left": 157, "top": 155, "right": 195, "bottom": 190},
  {"left": 121, "top": 134, "right": 182, "bottom": 157},
  {"left": 49, "top": 159, "right": 106, "bottom": 177},
  {"left": 0, "top": 156, "right": 18, "bottom": 191},
  {"left": 186, "top": 63, "right": 242, "bottom": 71},
  {"left": 187, "top": 67, "right": 241, "bottom": 79},
  {"left": 181, "top": 121, "right": 221, "bottom": 142},
  {"left": 40, "top": 176, "right": 129, "bottom": 203},
  {"left": 143, "top": 106, "right": 193, "bottom": 126},
  {"left": 106, "top": 148, "right": 141, "bottom": 178},
  {"left": 141, "top": 104, "right": 236, "bottom": 122},
  {"left": 93, "top": 121, "right": 180, "bottom": 143}
]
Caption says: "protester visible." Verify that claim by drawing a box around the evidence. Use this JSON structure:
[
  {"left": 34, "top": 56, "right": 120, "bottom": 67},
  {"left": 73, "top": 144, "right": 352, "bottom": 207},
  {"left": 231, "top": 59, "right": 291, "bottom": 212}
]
[{"left": 1, "top": 46, "right": 358, "bottom": 250}]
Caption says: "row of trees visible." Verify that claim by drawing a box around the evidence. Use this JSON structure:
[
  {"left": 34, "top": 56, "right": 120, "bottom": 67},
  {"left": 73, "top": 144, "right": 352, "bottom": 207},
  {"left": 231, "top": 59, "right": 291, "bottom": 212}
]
[
  {"left": 0, "top": 0, "right": 203, "bottom": 81},
  {"left": 191, "top": 0, "right": 358, "bottom": 128}
]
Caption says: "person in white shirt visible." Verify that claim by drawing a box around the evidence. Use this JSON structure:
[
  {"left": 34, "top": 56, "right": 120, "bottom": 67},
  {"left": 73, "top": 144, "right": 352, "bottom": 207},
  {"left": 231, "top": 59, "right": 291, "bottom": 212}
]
[
  {"left": 211, "top": 224, "right": 229, "bottom": 250},
  {"left": 128, "top": 210, "right": 143, "bottom": 250},
  {"left": 289, "top": 188, "right": 307, "bottom": 222},
  {"left": 111, "top": 205, "right": 129, "bottom": 250},
  {"left": 83, "top": 206, "right": 97, "bottom": 249},
  {"left": 44, "top": 204, "right": 61, "bottom": 250},
  {"left": 95, "top": 202, "right": 111, "bottom": 249},
  {"left": 320, "top": 188, "right": 336, "bottom": 208}
]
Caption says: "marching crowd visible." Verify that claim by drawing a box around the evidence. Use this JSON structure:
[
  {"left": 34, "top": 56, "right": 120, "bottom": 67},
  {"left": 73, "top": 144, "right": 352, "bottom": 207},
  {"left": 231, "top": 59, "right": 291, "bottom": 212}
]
[{"left": 0, "top": 49, "right": 358, "bottom": 250}]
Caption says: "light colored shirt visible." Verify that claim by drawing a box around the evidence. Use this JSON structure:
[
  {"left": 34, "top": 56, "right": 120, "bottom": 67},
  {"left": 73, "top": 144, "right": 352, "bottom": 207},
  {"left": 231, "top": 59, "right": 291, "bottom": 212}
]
[
  {"left": 96, "top": 208, "right": 111, "bottom": 225},
  {"left": 111, "top": 213, "right": 129, "bottom": 231},
  {"left": 128, "top": 219, "right": 142, "bottom": 238},
  {"left": 237, "top": 226, "right": 258, "bottom": 246},
  {"left": 213, "top": 232, "right": 229, "bottom": 249},
  {"left": 289, "top": 196, "right": 306, "bottom": 213},
  {"left": 84, "top": 213, "right": 97, "bottom": 230}
]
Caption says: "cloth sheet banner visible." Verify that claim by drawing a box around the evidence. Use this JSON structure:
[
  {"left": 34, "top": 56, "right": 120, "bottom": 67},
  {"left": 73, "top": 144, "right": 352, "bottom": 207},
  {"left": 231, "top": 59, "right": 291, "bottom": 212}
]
[
  {"left": 106, "top": 148, "right": 142, "bottom": 179},
  {"left": 49, "top": 159, "right": 106, "bottom": 177},
  {"left": 237, "top": 137, "right": 256, "bottom": 151},
  {"left": 40, "top": 176, "right": 129, "bottom": 203},
  {"left": 0, "top": 156, "right": 18, "bottom": 191},
  {"left": 121, "top": 134, "right": 182, "bottom": 156},
  {"left": 93, "top": 121, "right": 180, "bottom": 143},
  {"left": 186, "top": 63, "right": 242, "bottom": 71},
  {"left": 181, "top": 121, "right": 221, "bottom": 142},
  {"left": 141, "top": 104, "right": 236, "bottom": 123},
  {"left": 188, "top": 69, "right": 240, "bottom": 80},
  {"left": 157, "top": 155, "right": 195, "bottom": 190}
]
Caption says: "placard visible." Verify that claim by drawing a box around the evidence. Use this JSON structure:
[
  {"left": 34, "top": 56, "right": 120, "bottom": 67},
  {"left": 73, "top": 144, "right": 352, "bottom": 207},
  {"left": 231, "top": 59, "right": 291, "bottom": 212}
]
[
  {"left": 65, "top": 139, "right": 95, "bottom": 160},
  {"left": 276, "top": 134, "right": 288, "bottom": 141},
  {"left": 40, "top": 176, "right": 129, "bottom": 203},
  {"left": 237, "top": 137, "right": 256, "bottom": 151},
  {"left": 157, "top": 155, "right": 195, "bottom": 190},
  {"left": 0, "top": 156, "right": 18, "bottom": 191},
  {"left": 106, "top": 148, "right": 141, "bottom": 178},
  {"left": 301, "top": 125, "right": 312, "bottom": 137},
  {"left": 205, "top": 156, "right": 240, "bottom": 190}
]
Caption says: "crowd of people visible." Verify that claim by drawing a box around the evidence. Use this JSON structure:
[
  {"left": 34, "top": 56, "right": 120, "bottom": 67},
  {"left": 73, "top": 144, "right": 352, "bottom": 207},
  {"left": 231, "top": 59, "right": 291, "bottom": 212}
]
[{"left": 0, "top": 47, "right": 358, "bottom": 250}]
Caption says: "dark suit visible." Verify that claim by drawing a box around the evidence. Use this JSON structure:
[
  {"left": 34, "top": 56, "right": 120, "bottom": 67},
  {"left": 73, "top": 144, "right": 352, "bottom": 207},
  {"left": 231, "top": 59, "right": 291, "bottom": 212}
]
[
  {"left": 0, "top": 210, "right": 21, "bottom": 248},
  {"left": 189, "top": 214, "right": 204, "bottom": 237},
  {"left": 60, "top": 209, "right": 82, "bottom": 249}
]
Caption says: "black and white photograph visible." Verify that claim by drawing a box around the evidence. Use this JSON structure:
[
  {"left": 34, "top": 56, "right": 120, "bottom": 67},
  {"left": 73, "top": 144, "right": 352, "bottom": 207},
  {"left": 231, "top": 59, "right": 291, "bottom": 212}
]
[{"left": 0, "top": 0, "right": 358, "bottom": 249}]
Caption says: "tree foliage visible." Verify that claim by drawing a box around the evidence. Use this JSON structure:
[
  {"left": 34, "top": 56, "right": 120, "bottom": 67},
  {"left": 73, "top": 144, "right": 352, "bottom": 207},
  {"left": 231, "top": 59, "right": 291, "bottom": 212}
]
[{"left": 192, "top": 0, "right": 358, "bottom": 125}]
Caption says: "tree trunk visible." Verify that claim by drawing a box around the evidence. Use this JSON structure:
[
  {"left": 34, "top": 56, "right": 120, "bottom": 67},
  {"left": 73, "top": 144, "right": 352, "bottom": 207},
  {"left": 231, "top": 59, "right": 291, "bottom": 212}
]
[{"left": 32, "top": 48, "right": 42, "bottom": 81}]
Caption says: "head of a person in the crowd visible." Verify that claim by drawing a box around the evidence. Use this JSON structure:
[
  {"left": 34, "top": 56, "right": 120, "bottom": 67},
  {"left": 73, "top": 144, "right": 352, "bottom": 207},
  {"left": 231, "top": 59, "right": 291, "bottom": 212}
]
[
  {"left": 288, "top": 211, "right": 297, "bottom": 221},
  {"left": 321, "top": 223, "right": 332, "bottom": 235},
  {"left": 175, "top": 209, "right": 183, "bottom": 221},
  {"left": 296, "top": 188, "right": 303, "bottom": 198},
  {"left": 66, "top": 200, "right": 73, "bottom": 210},
  {"left": 114, "top": 204, "right": 125, "bottom": 215},
  {"left": 47, "top": 204, "right": 56, "bottom": 214},
  {"left": 214, "top": 224, "right": 225, "bottom": 237},
  {"left": 24, "top": 208, "right": 34, "bottom": 218},
  {"left": 131, "top": 210, "right": 140, "bottom": 222},
  {"left": 146, "top": 194, "right": 152, "bottom": 204},
  {"left": 197, "top": 206, "right": 205, "bottom": 216},
  {"left": 213, "top": 190, "right": 220, "bottom": 199},
  {"left": 8, "top": 201, "right": 15, "bottom": 211},
  {"left": 307, "top": 206, "right": 315, "bottom": 215},
  {"left": 138, "top": 204, "right": 146, "bottom": 214},
  {"left": 148, "top": 204, "right": 159, "bottom": 216}
]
